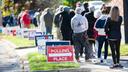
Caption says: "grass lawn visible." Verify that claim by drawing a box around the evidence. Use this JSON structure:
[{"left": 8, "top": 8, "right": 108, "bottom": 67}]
[
  {"left": 103, "top": 44, "right": 128, "bottom": 56},
  {"left": 0, "top": 24, "right": 36, "bottom": 48},
  {"left": 2, "top": 34, "right": 128, "bottom": 55},
  {"left": 1, "top": 33, "right": 128, "bottom": 56},
  {"left": 27, "top": 53, "right": 80, "bottom": 71},
  {"left": 2, "top": 35, "right": 35, "bottom": 48},
  {"left": 120, "top": 44, "right": 128, "bottom": 56}
]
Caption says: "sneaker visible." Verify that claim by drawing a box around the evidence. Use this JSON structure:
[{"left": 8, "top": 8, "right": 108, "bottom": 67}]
[
  {"left": 76, "top": 58, "right": 81, "bottom": 62},
  {"left": 117, "top": 64, "right": 123, "bottom": 68},
  {"left": 80, "top": 54, "right": 84, "bottom": 58},
  {"left": 103, "top": 59, "right": 107, "bottom": 64},
  {"left": 86, "top": 59, "right": 93, "bottom": 62},
  {"left": 100, "top": 60, "right": 103, "bottom": 63},
  {"left": 110, "top": 65, "right": 118, "bottom": 69},
  {"left": 94, "top": 58, "right": 101, "bottom": 64},
  {"left": 91, "top": 59, "right": 98, "bottom": 64}
]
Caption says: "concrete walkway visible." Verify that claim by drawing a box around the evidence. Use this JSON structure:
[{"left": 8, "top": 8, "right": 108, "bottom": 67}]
[
  {"left": 0, "top": 39, "right": 22, "bottom": 72},
  {"left": 80, "top": 57, "right": 128, "bottom": 72}
]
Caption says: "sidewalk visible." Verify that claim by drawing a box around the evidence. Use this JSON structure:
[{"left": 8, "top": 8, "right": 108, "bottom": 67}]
[
  {"left": 0, "top": 39, "right": 22, "bottom": 72},
  {"left": 80, "top": 57, "right": 128, "bottom": 72}
]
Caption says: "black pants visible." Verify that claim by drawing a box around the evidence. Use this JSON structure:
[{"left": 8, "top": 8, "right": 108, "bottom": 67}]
[
  {"left": 3, "top": 16, "right": 10, "bottom": 27},
  {"left": 109, "top": 39, "right": 121, "bottom": 64},
  {"left": 61, "top": 28, "right": 72, "bottom": 42},
  {"left": 32, "top": 18, "right": 38, "bottom": 27}
]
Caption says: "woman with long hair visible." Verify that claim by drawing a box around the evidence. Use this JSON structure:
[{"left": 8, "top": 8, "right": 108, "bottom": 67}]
[{"left": 105, "top": 6, "right": 123, "bottom": 69}]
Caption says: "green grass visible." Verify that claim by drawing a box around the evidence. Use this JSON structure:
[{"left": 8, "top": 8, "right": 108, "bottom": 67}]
[
  {"left": 104, "top": 44, "right": 128, "bottom": 56},
  {"left": 30, "top": 24, "right": 36, "bottom": 29},
  {"left": 0, "top": 24, "right": 36, "bottom": 48},
  {"left": 27, "top": 53, "right": 80, "bottom": 71},
  {"left": 120, "top": 44, "right": 128, "bottom": 56},
  {"left": 2, "top": 33, "right": 128, "bottom": 56},
  {"left": 3, "top": 35, "right": 35, "bottom": 47}
]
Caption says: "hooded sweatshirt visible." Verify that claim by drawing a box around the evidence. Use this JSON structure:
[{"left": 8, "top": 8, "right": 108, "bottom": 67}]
[{"left": 94, "top": 14, "right": 108, "bottom": 36}]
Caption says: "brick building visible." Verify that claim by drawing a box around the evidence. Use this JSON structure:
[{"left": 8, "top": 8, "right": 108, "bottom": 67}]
[{"left": 108, "top": 0, "right": 123, "bottom": 16}]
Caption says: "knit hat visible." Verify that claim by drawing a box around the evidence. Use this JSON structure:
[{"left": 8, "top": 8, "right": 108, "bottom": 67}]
[{"left": 94, "top": 10, "right": 102, "bottom": 18}]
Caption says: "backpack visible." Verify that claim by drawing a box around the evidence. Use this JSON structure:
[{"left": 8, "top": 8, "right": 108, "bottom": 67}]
[{"left": 95, "top": 18, "right": 107, "bottom": 28}]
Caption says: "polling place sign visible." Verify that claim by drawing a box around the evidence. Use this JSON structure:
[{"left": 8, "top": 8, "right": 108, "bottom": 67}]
[{"left": 47, "top": 45, "right": 74, "bottom": 62}]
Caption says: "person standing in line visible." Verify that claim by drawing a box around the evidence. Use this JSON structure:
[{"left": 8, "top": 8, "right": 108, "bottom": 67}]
[
  {"left": 81, "top": 2, "right": 89, "bottom": 16},
  {"left": 21, "top": 10, "right": 31, "bottom": 28},
  {"left": 94, "top": 8, "right": 109, "bottom": 64},
  {"left": 33, "top": 8, "right": 41, "bottom": 28},
  {"left": 43, "top": 8, "right": 54, "bottom": 34},
  {"left": 0, "top": 10, "right": 2, "bottom": 27},
  {"left": 71, "top": 7, "right": 94, "bottom": 62},
  {"left": 60, "top": 6, "right": 72, "bottom": 41},
  {"left": 93, "top": 10, "right": 102, "bottom": 58},
  {"left": 18, "top": 8, "right": 25, "bottom": 28},
  {"left": 53, "top": 6, "right": 63, "bottom": 40},
  {"left": 39, "top": 10, "right": 46, "bottom": 34},
  {"left": 79, "top": 2, "right": 89, "bottom": 57},
  {"left": 2, "top": 6, "right": 11, "bottom": 27},
  {"left": 105, "top": 6, "right": 123, "bottom": 69},
  {"left": 85, "top": 6, "right": 97, "bottom": 58}
]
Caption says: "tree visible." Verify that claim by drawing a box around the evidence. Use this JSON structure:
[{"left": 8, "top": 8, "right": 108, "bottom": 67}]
[
  {"left": 14, "top": 0, "right": 61, "bottom": 10},
  {"left": 32, "top": 0, "right": 61, "bottom": 10}
]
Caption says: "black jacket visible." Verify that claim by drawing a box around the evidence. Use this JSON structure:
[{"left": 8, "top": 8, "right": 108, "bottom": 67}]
[
  {"left": 105, "top": 16, "right": 122, "bottom": 39},
  {"left": 85, "top": 12, "right": 97, "bottom": 38}
]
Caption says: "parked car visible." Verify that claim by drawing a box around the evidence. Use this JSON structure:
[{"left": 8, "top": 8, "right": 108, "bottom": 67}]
[{"left": 88, "top": 1, "right": 104, "bottom": 10}]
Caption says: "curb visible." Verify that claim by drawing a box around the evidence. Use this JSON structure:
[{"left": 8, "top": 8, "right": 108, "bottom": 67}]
[
  {"left": 16, "top": 46, "right": 36, "bottom": 49},
  {"left": 31, "top": 68, "right": 91, "bottom": 72}
]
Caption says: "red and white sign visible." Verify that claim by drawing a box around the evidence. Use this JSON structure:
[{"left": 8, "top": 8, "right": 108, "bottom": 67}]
[{"left": 47, "top": 45, "right": 74, "bottom": 62}]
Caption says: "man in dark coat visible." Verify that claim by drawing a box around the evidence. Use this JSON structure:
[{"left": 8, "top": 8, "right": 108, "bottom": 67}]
[
  {"left": 85, "top": 6, "right": 97, "bottom": 58},
  {"left": 81, "top": 2, "right": 89, "bottom": 16},
  {"left": 43, "top": 8, "right": 54, "bottom": 34},
  {"left": 60, "top": 8, "right": 72, "bottom": 41}
]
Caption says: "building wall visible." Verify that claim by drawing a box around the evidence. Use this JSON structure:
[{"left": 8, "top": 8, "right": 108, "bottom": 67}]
[{"left": 108, "top": 0, "right": 123, "bottom": 16}]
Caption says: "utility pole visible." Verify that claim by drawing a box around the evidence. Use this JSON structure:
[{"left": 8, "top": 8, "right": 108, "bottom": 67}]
[{"left": 123, "top": 0, "right": 128, "bottom": 44}]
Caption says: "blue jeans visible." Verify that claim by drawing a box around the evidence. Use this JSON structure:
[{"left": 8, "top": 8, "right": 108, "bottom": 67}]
[
  {"left": 97, "top": 36, "right": 108, "bottom": 59},
  {"left": 46, "top": 26, "right": 52, "bottom": 34},
  {"left": 3, "top": 16, "right": 10, "bottom": 27}
]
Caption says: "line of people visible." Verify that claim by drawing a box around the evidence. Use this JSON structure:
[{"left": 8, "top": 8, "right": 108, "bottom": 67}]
[
  {"left": 0, "top": 1, "right": 123, "bottom": 69},
  {"left": 0, "top": 4, "right": 54, "bottom": 35},
  {"left": 54, "top": 2, "right": 123, "bottom": 69}
]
